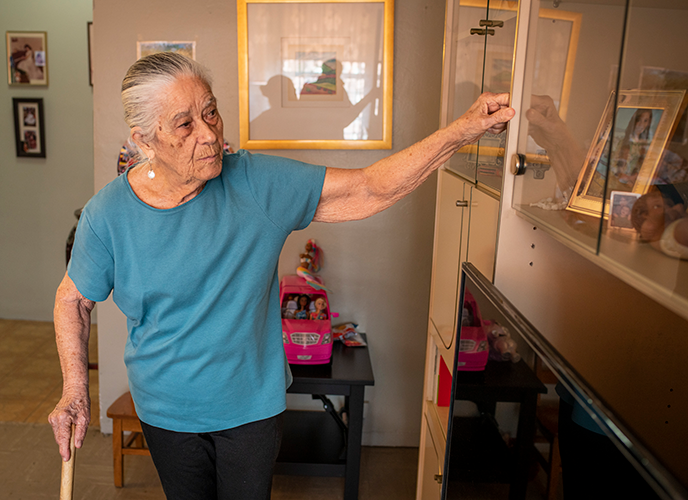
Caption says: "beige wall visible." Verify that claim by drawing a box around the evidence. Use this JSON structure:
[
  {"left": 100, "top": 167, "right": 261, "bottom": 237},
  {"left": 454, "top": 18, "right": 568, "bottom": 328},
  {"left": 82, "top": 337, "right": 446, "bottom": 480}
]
[
  {"left": 0, "top": 0, "right": 93, "bottom": 320},
  {"left": 92, "top": 0, "right": 447, "bottom": 445}
]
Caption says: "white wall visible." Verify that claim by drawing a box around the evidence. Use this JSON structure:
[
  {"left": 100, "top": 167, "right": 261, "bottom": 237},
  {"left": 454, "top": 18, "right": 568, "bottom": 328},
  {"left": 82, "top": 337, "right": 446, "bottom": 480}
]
[
  {"left": 0, "top": 0, "right": 94, "bottom": 320},
  {"left": 92, "top": 0, "right": 447, "bottom": 446}
]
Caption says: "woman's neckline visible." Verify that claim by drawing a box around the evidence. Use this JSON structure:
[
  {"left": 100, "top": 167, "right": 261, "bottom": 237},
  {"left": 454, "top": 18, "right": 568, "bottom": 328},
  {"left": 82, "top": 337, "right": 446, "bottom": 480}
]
[{"left": 124, "top": 164, "right": 212, "bottom": 211}]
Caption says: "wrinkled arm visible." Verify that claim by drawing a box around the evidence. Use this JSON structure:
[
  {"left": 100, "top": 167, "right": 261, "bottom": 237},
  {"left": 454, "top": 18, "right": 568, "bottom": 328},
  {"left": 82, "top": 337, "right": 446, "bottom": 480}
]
[
  {"left": 314, "top": 92, "right": 515, "bottom": 223},
  {"left": 49, "top": 271, "right": 95, "bottom": 462}
]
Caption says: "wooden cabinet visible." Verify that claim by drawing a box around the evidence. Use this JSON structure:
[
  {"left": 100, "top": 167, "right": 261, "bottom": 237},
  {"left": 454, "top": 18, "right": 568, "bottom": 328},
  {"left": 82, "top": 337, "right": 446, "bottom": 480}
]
[
  {"left": 416, "top": 1, "right": 515, "bottom": 497},
  {"left": 417, "top": 413, "right": 443, "bottom": 500},
  {"left": 429, "top": 169, "right": 501, "bottom": 365},
  {"left": 417, "top": 169, "right": 501, "bottom": 500},
  {"left": 417, "top": 0, "right": 688, "bottom": 497}
]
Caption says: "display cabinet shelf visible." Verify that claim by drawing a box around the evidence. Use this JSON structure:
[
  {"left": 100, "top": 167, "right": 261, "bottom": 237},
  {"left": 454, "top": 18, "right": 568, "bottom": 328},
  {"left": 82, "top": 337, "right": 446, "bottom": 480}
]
[
  {"left": 515, "top": 206, "right": 688, "bottom": 320},
  {"left": 511, "top": 0, "right": 688, "bottom": 320}
]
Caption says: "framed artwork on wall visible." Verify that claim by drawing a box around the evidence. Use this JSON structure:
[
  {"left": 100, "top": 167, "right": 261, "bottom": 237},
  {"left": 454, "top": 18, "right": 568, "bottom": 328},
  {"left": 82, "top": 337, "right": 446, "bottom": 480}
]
[
  {"left": 237, "top": 0, "right": 394, "bottom": 150},
  {"left": 6, "top": 31, "right": 48, "bottom": 85},
  {"left": 567, "top": 90, "right": 686, "bottom": 218},
  {"left": 13, "top": 98, "right": 46, "bottom": 158},
  {"left": 136, "top": 41, "right": 196, "bottom": 60}
]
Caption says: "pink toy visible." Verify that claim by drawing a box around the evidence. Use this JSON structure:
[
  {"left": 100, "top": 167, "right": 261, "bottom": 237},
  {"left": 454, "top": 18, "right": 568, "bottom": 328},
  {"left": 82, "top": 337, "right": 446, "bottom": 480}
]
[
  {"left": 296, "top": 239, "right": 330, "bottom": 291},
  {"left": 456, "top": 291, "right": 489, "bottom": 371},
  {"left": 310, "top": 297, "right": 328, "bottom": 320},
  {"left": 280, "top": 275, "right": 339, "bottom": 364}
]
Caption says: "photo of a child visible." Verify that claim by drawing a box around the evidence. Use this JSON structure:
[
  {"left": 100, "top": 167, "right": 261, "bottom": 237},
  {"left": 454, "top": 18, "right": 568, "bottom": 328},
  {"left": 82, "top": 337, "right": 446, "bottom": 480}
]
[{"left": 609, "top": 191, "right": 642, "bottom": 229}]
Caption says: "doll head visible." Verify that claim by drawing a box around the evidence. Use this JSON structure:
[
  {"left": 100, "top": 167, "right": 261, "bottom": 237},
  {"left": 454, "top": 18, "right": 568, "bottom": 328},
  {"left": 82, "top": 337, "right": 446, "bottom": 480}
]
[
  {"left": 314, "top": 297, "right": 327, "bottom": 312},
  {"left": 631, "top": 189, "right": 667, "bottom": 242},
  {"left": 297, "top": 294, "right": 310, "bottom": 310},
  {"left": 631, "top": 187, "right": 688, "bottom": 242}
]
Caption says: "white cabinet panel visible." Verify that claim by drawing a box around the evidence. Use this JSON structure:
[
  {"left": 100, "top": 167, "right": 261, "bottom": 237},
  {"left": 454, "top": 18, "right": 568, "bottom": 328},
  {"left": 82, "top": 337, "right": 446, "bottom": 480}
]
[
  {"left": 428, "top": 169, "right": 470, "bottom": 349},
  {"left": 466, "top": 187, "right": 500, "bottom": 282},
  {"left": 418, "top": 416, "right": 443, "bottom": 500}
]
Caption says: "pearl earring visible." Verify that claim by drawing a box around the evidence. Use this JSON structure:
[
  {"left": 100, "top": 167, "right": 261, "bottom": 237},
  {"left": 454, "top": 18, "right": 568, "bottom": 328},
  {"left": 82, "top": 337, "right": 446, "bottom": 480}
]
[{"left": 147, "top": 160, "right": 155, "bottom": 180}]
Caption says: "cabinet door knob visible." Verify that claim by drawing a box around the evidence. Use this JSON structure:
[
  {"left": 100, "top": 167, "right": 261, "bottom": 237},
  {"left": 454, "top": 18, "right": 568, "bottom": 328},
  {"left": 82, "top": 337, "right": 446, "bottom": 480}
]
[
  {"left": 510, "top": 153, "right": 527, "bottom": 176},
  {"left": 456, "top": 200, "right": 469, "bottom": 207},
  {"left": 434, "top": 473, "right": 443, "bottom": 484}
]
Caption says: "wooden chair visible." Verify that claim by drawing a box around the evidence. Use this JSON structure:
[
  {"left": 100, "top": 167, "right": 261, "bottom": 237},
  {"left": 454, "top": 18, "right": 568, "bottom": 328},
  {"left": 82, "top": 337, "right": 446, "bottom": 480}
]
[
  {"left": 532, "top": 356, "right": 562, "bottom": 500},
  {"left": 106, "top": 392, "right": 151, "bottom": 487}
]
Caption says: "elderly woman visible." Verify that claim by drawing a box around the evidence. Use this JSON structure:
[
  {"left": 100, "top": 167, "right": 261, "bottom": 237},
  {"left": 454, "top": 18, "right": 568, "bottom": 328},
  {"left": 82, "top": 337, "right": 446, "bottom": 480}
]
[{"left": 49, "top": 52, "right": 513, "bottom": 499}]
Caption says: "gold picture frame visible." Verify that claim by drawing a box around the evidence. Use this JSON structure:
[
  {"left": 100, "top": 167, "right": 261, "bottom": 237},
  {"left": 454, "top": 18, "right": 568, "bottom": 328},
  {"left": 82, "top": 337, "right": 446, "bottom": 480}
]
[
  {"left": 567, "top": 90, "right": 686, "bottom": 218},
  {"left": 6, "top": 31, "right": 48, "bottom": 86},
  {"left": 237, "top": 0, "right": 394, "bottom": 150},
  {"left": 136, "top": 41, "right": 196, "bottom": 60}
]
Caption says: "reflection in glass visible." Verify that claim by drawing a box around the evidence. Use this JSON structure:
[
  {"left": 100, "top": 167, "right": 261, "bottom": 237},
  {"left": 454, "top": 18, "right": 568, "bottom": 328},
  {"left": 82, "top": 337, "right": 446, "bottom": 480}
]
[
  {"left": 246, "top": 2, "right": 384, "bottom": 142},
  {"left": 443, "top": 1, "right": 517, "bottom": 191},
  {"left": 442, "top": 264, "right": 675, "bottom": 500},
  {"left": 511, "top": 2, "right": 688, "bottom": 320},
  {"left": 597, "top": 2, "right": 688, "bottom": 309}
]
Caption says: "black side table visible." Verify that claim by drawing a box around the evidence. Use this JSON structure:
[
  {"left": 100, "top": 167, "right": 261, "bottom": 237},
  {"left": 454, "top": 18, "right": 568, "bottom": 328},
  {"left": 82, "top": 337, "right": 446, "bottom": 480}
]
[
  {"left": 277, "top": 335, "right": 375, "bottom": 500},
  {"left": 444, "top": 359, "right": 546, "bottom": 500}
]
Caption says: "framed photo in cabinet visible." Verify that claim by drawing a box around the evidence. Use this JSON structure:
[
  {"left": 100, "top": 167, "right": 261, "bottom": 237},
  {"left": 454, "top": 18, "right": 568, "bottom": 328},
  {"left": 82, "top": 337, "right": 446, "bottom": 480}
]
[{"left": 567, "top": 89, "right": 686, "bottom": 218}]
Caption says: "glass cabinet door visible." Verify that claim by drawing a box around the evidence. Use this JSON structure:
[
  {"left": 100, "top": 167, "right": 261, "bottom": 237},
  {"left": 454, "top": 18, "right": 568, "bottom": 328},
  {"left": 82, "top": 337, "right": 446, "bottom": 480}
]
[
  {"left": 443, "top": 0, "right": 518, "bottom": 192},
  {"left": 511, "top": 1, "right": 688, "bottom": 320},
  {"left": 597, "top": 1, "right": 688, "bottom": 315}
]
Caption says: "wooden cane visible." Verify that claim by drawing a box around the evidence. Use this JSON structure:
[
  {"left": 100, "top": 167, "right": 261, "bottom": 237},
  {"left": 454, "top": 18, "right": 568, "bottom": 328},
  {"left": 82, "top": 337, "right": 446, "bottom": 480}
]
[{"left": 59, "top": 424, "right": 76, "bottom": 500}]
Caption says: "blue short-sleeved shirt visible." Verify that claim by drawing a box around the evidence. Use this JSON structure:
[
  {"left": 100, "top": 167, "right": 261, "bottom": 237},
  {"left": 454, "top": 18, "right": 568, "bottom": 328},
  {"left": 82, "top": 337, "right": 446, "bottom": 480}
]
[{"left": 68, "top": 150, "right": 326, "bottom": 432}]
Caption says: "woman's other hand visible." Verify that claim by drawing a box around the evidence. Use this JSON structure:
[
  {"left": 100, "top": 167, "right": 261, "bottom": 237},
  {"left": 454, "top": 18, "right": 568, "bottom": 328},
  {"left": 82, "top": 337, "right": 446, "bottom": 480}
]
[
  {"left": 49, "top": 387, "right": 91, "bottom": 461},
  {"left": 51, "top": 271, "right": 95, "bottom": 462}
]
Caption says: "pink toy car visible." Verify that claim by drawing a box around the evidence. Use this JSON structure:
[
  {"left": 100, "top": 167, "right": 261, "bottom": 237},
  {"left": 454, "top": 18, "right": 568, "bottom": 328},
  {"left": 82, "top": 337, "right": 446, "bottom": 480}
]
[
  {"left": 280, "top": 275, "right": 338, "bottom": 365},
  {"left": 457, "top": 290, "right": 489, "bottom": 371}
]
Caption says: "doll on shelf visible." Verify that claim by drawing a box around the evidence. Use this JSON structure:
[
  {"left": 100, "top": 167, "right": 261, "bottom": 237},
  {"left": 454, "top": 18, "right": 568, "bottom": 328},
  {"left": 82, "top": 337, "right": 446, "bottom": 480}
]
[
  {"left": 309, "top": 297, "right": 328, "bottom": 320},
  {"left": 294, "top": 294, "right": 311, "bottom": 320},
  {"left": 299, "top": 239, "right": 321, "bottom": 273},
  {"left": 631, "top": 183, "right": 688, "bottom": 260},
  {"left": 297, "top": 239, "right": 330, "bottom": 291}
]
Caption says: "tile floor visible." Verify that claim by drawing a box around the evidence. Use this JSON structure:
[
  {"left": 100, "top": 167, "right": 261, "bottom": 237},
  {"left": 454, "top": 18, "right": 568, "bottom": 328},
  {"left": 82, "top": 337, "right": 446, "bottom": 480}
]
[
  {"left": 0, "top": 319, "right": 552, "bottom": 500},
  {"left": 0, "top": 319, "right": 419, "bottom": 499},
  {"left": 0, "top": 318, "right": 99, "bottom": 426},
  {"left": 0, "top": 421, "right": 419, "bottom": 500}
]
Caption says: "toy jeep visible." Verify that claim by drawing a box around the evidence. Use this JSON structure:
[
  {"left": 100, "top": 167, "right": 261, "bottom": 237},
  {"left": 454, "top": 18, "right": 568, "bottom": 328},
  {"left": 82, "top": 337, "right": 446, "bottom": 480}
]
[{"left": 280, "top": 275, "right": 337, "bottom": 364}]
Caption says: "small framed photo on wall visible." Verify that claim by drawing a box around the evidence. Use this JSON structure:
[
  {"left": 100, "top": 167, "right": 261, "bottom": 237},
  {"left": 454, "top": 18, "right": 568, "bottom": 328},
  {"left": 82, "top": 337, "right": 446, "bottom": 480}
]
[
  {"left": 6, "top": 31, "right": 48, "bottom": 85},
  {"left": 13, "top": 98, "right": 46, "bottom": 158},
  {"left": 136, "top": 41, "right": 196, "bottom": 60}
]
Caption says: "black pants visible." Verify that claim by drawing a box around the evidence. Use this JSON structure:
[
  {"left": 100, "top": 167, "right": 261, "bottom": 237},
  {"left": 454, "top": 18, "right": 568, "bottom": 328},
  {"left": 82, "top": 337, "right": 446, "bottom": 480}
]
[
  {"left": 558, "top": 400, "right": 659, "bottom": 500},
  {"left": 140, "top": 413, "right": 283, "bottom": 500}
]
